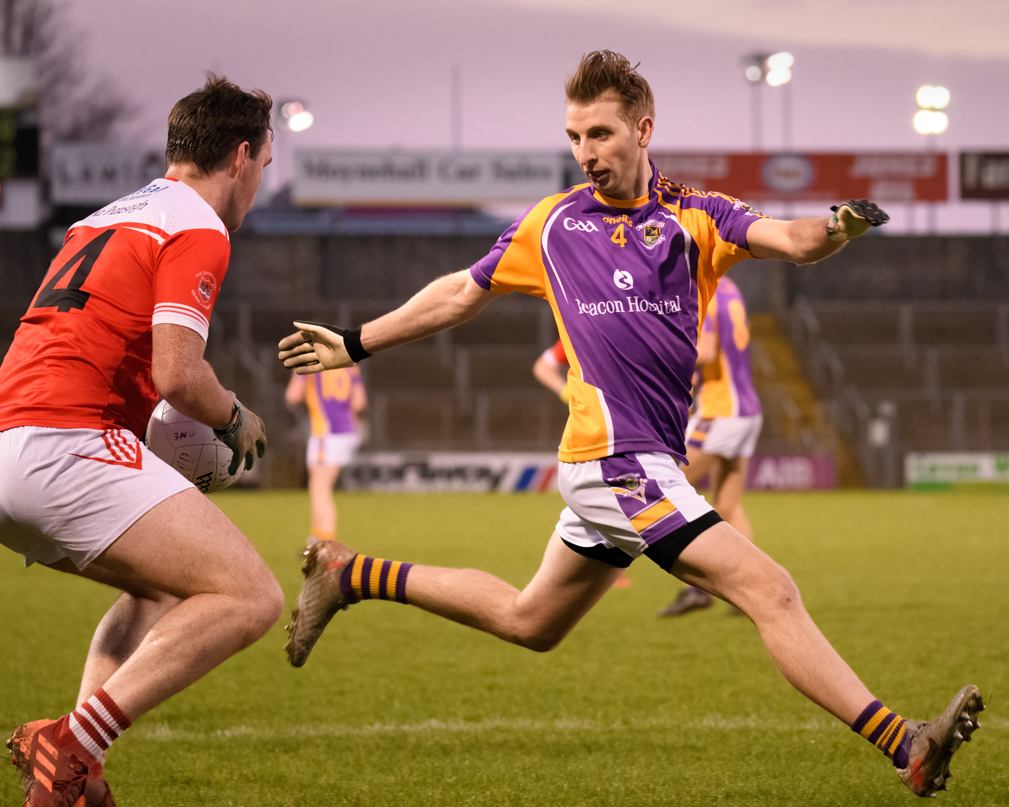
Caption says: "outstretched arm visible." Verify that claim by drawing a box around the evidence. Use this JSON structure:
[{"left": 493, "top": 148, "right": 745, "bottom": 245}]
[
  {"left": 746, "top": 199, "right": 889, "bottom": 265},
  {"left": 279, "top": 269, "right": 497, "bottom": 372},
  {"left": 747, "top": 216, "right": 844, "bottom": 264},
  {"left": 362, "top": 269, "right": 496, "bottom": 352}
]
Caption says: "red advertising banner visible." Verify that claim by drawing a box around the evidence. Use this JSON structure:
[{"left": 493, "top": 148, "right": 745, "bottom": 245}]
[
  {"left": 650, "top": 152, "right": 947, "bottom": 203},
  {"left": 960, "top": 152, "right": 1009, "bottom": 200}
]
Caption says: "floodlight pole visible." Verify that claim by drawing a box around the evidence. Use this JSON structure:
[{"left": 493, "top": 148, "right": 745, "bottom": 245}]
[
  {"left": 451, "top": 64, "right": 462, "bottom": 150},
  {"left": 782, "top": 81, "right": 793, "bottom": 151}
]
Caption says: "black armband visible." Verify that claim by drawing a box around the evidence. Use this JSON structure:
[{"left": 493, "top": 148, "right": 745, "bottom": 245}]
[{"left": 343, "top": 327, "right": 372, "bottom": 363}]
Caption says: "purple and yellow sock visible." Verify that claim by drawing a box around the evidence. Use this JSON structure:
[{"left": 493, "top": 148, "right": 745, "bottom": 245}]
[
  {"left": 851, "top": 700, "right": 910, "bottom": 768},
  {"left": 339, "top": 555, "right": 413, "bottom": 604}
]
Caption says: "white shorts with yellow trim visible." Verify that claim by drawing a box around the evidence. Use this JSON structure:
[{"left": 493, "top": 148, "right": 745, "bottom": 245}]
[
  {"left": 555, "top": 452, "right": 721, "bottom": 570},
  {"left": 685, "top": 414, "right": 763, "bottom": 459},
  {"left": 306, "top": 432, "right": 361, "bottom": 468},
  {"left": 0, "top": 426, "right": 192, "bottom": 569}
]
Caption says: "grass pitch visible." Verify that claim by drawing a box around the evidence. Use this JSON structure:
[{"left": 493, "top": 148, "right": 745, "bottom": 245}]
[{"left": 2, "top": 490, "right": 1007, "bottom": 806}]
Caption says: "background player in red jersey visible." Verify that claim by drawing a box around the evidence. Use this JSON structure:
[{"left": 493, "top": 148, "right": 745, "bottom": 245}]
[
  {"left": 533, "top": 339, "right": 631, "bottom": 588},
  {"left": 532, "top": 339, "right": 573, "bottom": 404},
  {"left": 0, "top": 76, "right": 281, "bottom": 807}
]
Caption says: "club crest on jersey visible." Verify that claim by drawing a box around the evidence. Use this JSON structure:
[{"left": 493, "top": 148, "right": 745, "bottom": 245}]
[
  {"left": 192, "top": 271, "right": 218, "bottom": 309},
  {"left": 733, "top": 200, "right": 763, "bottom": 217},
  {"left": 635, "top": 218, "right": 666, "bottom": 250},
  {"left": 610, "top": 475, "right": 648, "bottom": 503}
]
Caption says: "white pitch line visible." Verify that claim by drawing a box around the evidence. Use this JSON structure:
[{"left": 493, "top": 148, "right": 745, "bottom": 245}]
[{"left": 131, "top": 714, "right": 1008, "bottom": 743}]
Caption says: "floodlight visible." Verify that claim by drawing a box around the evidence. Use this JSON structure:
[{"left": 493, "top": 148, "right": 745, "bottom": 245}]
[
  {"left": 766, "top": 68, "right": 792, "bottom": 87},
  {"left": 287, "top": 111, "right": 314, "bottom": 132},
  {"left": 916, "top": 85, "right": 951, "bottom": 111},
  {"left": 913, "top": 109, "right": 948, "bottom": 135},
  {"left": 766, "top": 52, "right": 794, "bottom": 71}
]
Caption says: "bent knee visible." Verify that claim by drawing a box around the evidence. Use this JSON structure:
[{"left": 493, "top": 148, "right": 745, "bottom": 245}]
[
  {"left": 239, "top": 574, "right": 284, "bottom": 641},
  {"left": 752, "top": 561, "right": 803, "bottom": 614}
]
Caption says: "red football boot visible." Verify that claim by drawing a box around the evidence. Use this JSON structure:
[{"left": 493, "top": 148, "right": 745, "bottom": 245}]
[
  {"left": 7, "top": 719, "right": 92, "bottom": 807},
  {"left": 83, "top": 760, "right": 116, "bottom": 807}
]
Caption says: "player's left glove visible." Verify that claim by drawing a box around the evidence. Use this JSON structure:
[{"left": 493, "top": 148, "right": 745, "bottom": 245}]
[
  {"left": 278, "top": 321, "right": 370, "bottom": 373},
  {"left": 214, "top": 398, "right": 267, "bottom": 475},
  {"left": 826, "top": 199, "right": 890, "bottom": 242}
]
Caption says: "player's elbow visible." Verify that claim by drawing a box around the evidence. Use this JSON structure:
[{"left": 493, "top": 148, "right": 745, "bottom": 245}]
[
  {"left": 791, "top": 238, "right": 847, "bottom": 266},
  {"left": 508, "top": 621, "right": 569, "bottom": 652},
  {"left": 152, "top": 361, "right": 193, "bottom": 404}
]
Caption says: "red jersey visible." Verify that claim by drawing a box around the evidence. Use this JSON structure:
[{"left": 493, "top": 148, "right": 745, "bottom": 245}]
[
  {"left": 0, "top": 178, "right": 230, "bottom": 439},
  {"left": 541, "top": 339, "right": 568, "bottom": 368}
]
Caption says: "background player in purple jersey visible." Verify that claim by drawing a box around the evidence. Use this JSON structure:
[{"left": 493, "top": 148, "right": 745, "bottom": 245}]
[
  {"left": 286, "top": 367, "right": 367, "bottom": 545},
  {"left": 660, "top": 277, "right": 762, "bottom": 617},
  {"left": 278, "top": 51, "right": 981, "bottom": 797}
]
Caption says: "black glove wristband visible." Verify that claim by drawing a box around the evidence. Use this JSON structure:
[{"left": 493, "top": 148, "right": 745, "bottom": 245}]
[
  {"left": 214, "top": 402, "right": 241, "bottom": 439},
  {"left": 343, "top": 327, "right": 372, "bottom": 364},
  {"left": 297, "top": 321, "right": 372, "bottom": 364}
]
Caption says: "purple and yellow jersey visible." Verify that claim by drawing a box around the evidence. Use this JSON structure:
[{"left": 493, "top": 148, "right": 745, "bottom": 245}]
[
  {"left": 695, "top": 278, "right": 762, "bottom": 419},
  {"left": 470, "top": 161, "right": 766, "bottom": 463},
  {"left": 305, "top": 367, "right": 361, "bottom": 437}
]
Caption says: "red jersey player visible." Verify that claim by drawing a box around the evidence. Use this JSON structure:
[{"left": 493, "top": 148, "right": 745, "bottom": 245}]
[{"left": 0, "top": 76, "right": 280, "bottom": 807}]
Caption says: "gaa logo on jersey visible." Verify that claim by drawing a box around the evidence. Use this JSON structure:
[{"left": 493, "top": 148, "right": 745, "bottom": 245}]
[{"left": 192, "top": 271, "right": 218, "bottom": 309}]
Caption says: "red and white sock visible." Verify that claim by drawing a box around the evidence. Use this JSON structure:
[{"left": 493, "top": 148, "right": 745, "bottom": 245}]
[{"left": 57, "top": 689, "right": 131, "bottom": 764}]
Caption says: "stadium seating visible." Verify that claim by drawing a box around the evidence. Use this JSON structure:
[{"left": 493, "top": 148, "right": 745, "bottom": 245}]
[{"left": 792, "top": 297, "right": 1009, "bottom": 485}]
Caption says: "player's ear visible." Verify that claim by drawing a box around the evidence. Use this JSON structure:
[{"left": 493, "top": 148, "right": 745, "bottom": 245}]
[
  {"left": 226, "top": 141, "right": 251, "bottom": 179},
  {"left": 636, "top": 116, "right": 654, "bottom": 149}
]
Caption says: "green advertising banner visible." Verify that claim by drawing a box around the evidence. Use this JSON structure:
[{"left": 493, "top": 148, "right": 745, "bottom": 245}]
[{"left": 905, "top": 452, "right": 1009, "bottom": 490}]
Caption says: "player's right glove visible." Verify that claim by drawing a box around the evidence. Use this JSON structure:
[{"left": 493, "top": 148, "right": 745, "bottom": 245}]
[
  {"left": 826, "top": 199, "right": 890, "bottom": 242},
  {"left": 214, "top": 398, "right": 267, "bottom": 475},
  {"left": 278, "top": 321, "right": 370, "bottom": 373}
]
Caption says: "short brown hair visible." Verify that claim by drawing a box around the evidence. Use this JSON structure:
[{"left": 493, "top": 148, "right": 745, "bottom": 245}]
[
  {"left": 565, "top": 50, "right": 655, "bottom": 127},
  {"left": 165, "top": 74, "right": 273, "bottom": 174}
]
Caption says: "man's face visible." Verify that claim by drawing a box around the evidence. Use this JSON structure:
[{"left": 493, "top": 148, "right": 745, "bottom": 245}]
[
  {"left": 225, "top": 134, "right": 272, "bottom": 231},
  {"left": 565, "top": 90, "right": 649, "bottom": 200}
]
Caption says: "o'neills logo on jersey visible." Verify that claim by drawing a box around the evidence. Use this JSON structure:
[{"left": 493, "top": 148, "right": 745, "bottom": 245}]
[
  {"left": 575, "top": 295, "right": 682, "bottom": 317},
  {"left": 635, "top": 218, "right": 666, "bottom": 250},
  {"left": 193, "top": 271, "right": 218, "bottom": 309}
]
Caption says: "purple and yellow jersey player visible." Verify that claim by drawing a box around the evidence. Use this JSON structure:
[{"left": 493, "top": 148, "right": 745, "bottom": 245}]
[
  {"left": 278, "top": 55, "right": 981, "bottom": 800},
  {"left": 687, "top": 276, "right": 762, "bottom": 456},
  {"left": 662, "top": 278, "right": 764, "bottom": 618},
  {"left": 286, "top": 367, "right": 366, "bottom": 544},
  {"left": 471, "top": 162, "right": 764, "bottom": 468}
]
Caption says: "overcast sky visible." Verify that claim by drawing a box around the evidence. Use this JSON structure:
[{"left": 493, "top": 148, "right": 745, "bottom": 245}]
[
  {"left": 63, "top": 0, "right": 1008, "bottom": 231},
  {"left": 65, "top": 0, "right": 1007, "bottom": 151}
]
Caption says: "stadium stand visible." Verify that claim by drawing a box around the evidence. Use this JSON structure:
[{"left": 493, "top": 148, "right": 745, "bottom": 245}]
[
  {"left": 8, "top": 225, "right": 1007, "bottom": 489},
  {"left": 791, "top": 297, "right": 1009, "bottom": 486}
]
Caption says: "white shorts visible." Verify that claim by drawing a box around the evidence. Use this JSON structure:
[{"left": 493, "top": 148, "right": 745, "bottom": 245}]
[
  {"left": 555, "top": 452, "right": 721, "bottom": 570},
  {"left": 685, "top": 414, "right": 763, "bottom": 459},
  {"left": 0, "top": 426, "right": 192, "bottom": 569},
  {"left": 306, "top": 432, "right": 361, "bottom": 468}
]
